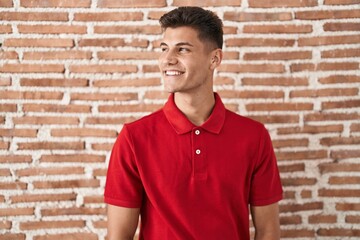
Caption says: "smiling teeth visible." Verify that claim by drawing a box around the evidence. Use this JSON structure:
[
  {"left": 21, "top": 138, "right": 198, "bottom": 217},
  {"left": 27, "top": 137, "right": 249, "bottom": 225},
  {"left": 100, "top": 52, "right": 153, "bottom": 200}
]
[{"left": 166, "top": 71, "right": 183, "bottom": 76}]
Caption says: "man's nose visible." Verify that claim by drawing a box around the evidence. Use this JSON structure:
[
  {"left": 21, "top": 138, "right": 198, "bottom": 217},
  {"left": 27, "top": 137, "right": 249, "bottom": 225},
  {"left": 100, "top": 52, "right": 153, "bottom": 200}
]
[{"left": 162, "top": 50, "right": 178, "bottom": 65}]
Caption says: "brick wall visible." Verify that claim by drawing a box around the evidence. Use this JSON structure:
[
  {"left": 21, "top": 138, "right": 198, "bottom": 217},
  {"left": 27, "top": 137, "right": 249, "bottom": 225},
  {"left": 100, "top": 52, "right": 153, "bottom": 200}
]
[{"left": 0, "top": 0, "right": 359, "bottom": 239}]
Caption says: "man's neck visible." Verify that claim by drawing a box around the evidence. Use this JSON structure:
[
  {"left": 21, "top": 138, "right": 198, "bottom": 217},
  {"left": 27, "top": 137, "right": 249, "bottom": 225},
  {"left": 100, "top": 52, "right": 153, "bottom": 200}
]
[{"left": 174, "top": 90, "right": 215, "bottom": 126}]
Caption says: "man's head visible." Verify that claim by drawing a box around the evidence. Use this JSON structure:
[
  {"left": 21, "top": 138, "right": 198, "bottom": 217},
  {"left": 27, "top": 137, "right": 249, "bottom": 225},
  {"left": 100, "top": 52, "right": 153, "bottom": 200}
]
[{"left": 159, "top": 6, "right": 223, "bottom": 50}]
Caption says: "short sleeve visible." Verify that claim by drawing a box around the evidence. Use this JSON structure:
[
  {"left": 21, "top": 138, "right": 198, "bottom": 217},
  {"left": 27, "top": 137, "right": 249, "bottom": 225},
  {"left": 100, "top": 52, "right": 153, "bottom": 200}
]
[
  {"left": 104, "top": 125, "right": 143, "bottom": 208},
  {"left": 249, "top": 126, "right": 283, "bottom": 206}
]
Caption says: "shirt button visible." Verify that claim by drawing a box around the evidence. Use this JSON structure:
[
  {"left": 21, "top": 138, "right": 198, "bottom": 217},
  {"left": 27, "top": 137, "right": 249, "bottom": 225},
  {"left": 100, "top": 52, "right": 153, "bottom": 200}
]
[
  {"left": 196, "top": 149, "right": 201, "bottom": 155},
  {"left": 195, "top": 130, "right": 200, "bottom": 135}
]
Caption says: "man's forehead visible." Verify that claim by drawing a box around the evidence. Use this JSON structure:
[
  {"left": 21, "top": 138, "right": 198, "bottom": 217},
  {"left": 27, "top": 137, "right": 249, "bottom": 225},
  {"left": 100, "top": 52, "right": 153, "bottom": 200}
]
[{"left": 161, "top": 27, "right": 201, "bottom": 45}]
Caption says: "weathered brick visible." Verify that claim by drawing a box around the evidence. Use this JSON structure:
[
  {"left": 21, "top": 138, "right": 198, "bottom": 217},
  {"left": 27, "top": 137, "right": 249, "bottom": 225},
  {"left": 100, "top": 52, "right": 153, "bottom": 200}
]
[
  {"left": 226, "top": 38, "right": 295, "bottom": 47},
  {"left": 0, "top": 155, "right": 32, "bottom": 163},
  {"left": 98, "top": 51, "right": 160, "bottom": 60},
  {"left": 91, "top": 143, "right": 113, "bottom": 151},
  {"left": 74, "top": 12, "right": 143, "bottom": 21},
  {"left": 93, "top": 78, "right": 161, "bottom": 87},
  {"left": 78, "top": 38, "right": 125, "bottom": 47},
  {"left": 51, "top": 128, "right": 117, "bottom": 137},
  {"left": 20, "top": 78, "right": 89, "bottom": 87},
  {"left": 319, "top": 163, "right": 360, "bottom": 173},
  {"left": 69, "top": 64, "right": 137, "bottom": 74},
  {"left": 40, "top": 154, "right": 106, "bottom": 163},
  {"left": 249, "top": 114, "right": 299, "bottom": 124},
  {"left": 324, "top": 22, "right": 360, "bottom": 32},
  {"left": 278, "top": 163, "right": 305, "bottom": 173},
  {"left": 0, "top": 141, "right": 10, "bottom": 150},
  {"left": 0, "top": 64, "right": 65, "bottom": 73},
  {"left": 272, "top": 139, "right": 309, "bottom": 148},
  {"left": 0, "top": 77, "right": 11, "bottom": 86},
  {"left": 0, "top": 169, "right": 11, "bottom": 176},
  {"left": 23, "top": 104, "right": 91, "bottom": 113},
  {"left": 85, "top": 116, "right": 136, "bottom": 125},
  {"left": 70, "top": 92, "right": 138, "bottom": 101},
  {"left": 34, "top": 233, "right": 98, "bottom": 240},
  {"left": 276, "top": 150, "right": 328, "bottom": 161},
  {"left": 317, "top": 228, "right": 360, "bottom": 236},
  {"left": 321, "top": 48, "right": 360, "bottom": 58},
  {"left": 278, "top": 124, "right": 343, "bottom": 135},
  {"left": 321, "top": 137, "right": 360, "bottom": 146},
  {"left": 331, "top": 150, "right": 360, "bottom": 160},
  {"left": 281, "top": 202, "right": 324, "bottom": 212},
  {"left": 41, "top": 206, "right": 105, "bottom": 216},
  {"left": 98, "top": 0, "right": 166, "bottom": 8},
  {"left": 224, "top": 11, "right": 292, "bottom": 22},
  {"left": 93, "top": 168, "right": 107, "bottom": 176},
  {"left": 322, "top": 100, "right": 360, "bottom": 110},
  {"left": 351, "top": 123, "right": 360, "bottom": 132},
  {"left": 336, "top": 203, "right": 360, "bottom": 211},
  {"left": 0, "top": 129, "right": 37, "bottom": 137},
  {"left": 3, "top": 38, "right": 74, "bottom": 47},
  {"left": 281, "top": 229, "right": 315, "bottom": 238},
  {"left": 33, "top": 179, "right": 100, "bottom": 189},
  {"left": 0, "top": 220, "right": 11, "bottom": 229},
  {"left": 346, "top": 215, "right": 360, "bottom": 223},
  {"left": 249, "top": 0, "right": 317, "bottom": 7},
  {"left": 83, "top": 195, "right": 103, "bottom": 204},
  {"left": 219, "top": 90, "right": 284, "bottom": 99},
  {"left": 92, "top": 220, "right": 106, "bottom": 228},
  {"left": 282, "top": 177, "right": 317, "bottom": 186},
  {"left": 24, "top": 50, "right": 92, "bottom": 60},
  {"left": 319, "top": 75, "right": 360, "bottom": 84},
  {"left": 0, "top": 208, "right": 34, "bottom": 216},
  {"left": 0, "top": 104, "right": 17, "bottom": 112},
  {"left": 246, "top": 103, "right": 313, "bottom": 111},
  {"left": 0, "top": 0, "right": 13, "bottom": 7},
  {"left": 94, "top": 25, "right": 161, "bottom": 34},
  {"left": 173, "top": 0, "right": 241, "bottom": 6},
  {"left": 11, "top": 193, "right": 77, "bottom": 203},
  {"left": 17, "top": 141, "right": 85, "bottom": 150},
  {"left": 0, "top": 51, "right": 18, "bottom": 59},
  {"left": 242, "top": 77, "right": 308, "bottom": 86},
  {"left": 244, "top": 24, "right": 312, "bottom": 34},
  {"left": 319, "top": 189, "right": 360, "bottom": 197},
  {"left": 290, "top": 88, "right": 358, "bottom": 98},
  {"left": 20, "top": 220, "right": 85, "bottom": 230},
  {"left": 325, "top": 0, "right": 360, "bottom": 4},
  {"left": 16, "top": 167, "right": 84, "bottom": 176},
  {"left": 280, "top": 215, "right": 302, "bottom": 225},
  {"left": 218, "top": 64, "right": 285, "bottom": 73},
  {"left": 305, "top": 112, "right": 359, "bottom": 121},
  {"left": 329, "top": 176, "right": 360, "bottom": 185},
  {"left": 296, "top": 10, "right": 360, "bottom": 20},
  {"left": 298, "top": 35, "right": 360, "bottom": 46},
  {"left": 18, "top": 24, "right": 87, "bottom": 34},
  {"left": 0, "top": 12, "right": 68, "bottom": 21},
  {"left": 0, "top": 25, "right": 12, "bottom": 33},
  {"left": 13, "top": 116, "right": 79, "bottom": 125},
  {"left": 21, "top": 0, "right": 91, "bottom": 7},
  {"left": 0, "top": 91, "right": 63, "bottom": 100},
  {"left": 99, "top": 103, "right": 163, "bottom": 113},
  {"left": 244, "top": 51, "right": 312, "bottom": 60},
  {"left": 0, "top": 234, "right": 25, "bottom": 240}
]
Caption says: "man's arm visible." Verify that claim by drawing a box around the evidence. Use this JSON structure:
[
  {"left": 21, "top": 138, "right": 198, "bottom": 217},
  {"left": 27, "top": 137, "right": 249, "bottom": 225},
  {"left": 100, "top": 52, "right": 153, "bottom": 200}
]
[
  {"left": 250, "top": 202, "right": 280, "bottom": 240},
  {"left": 107, "top": 204, "right": 140, "bottom": 240}
]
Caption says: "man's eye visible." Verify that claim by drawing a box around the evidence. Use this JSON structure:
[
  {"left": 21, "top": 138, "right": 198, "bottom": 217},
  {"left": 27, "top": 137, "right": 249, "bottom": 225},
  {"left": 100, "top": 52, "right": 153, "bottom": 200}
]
[
  {"left": 161, "top": 47, "right": 168, "bottom": 52},
  {"left": 179, "top": 48, "right": 189, "bottom": 53}
]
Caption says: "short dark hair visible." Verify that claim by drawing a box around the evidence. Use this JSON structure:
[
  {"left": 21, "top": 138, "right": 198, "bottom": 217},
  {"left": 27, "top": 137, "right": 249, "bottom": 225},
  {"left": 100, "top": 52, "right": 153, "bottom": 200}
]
[{"left": 159, "top": 6, "right": 223, "bottom": 49}]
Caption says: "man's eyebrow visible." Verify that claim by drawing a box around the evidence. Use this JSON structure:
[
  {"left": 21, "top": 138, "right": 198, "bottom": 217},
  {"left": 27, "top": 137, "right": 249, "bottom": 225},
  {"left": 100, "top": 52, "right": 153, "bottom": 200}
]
[{"left": 160, "top": 42, "right": 194, "bottom": 47}]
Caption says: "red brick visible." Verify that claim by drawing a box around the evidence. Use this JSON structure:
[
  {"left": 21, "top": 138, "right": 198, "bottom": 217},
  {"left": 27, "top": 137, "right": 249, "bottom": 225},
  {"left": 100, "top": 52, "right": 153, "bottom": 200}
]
[
  {"left": 331, "top": 150, "right": 360, "bottom": 160},
  {"left": 244, "top": 51, "right": 312, "bottom": 60},
  {"left": 13, "top": 116, "right": 79, "bottom": 125},
  {"left": 305, "top": 112, "right": 359, "bottom": 121},
  {"left": 34, "top": 233, "right": 98, "bottom": 240},
  {"left": 41, "top": 207, "right": 105, "bottom": 216},
  {"left": 91, "top": 143, "right": 113, "bottom": 151},
  {"left": 309, "top": 214, "right": 337, "bottom": 223},
  {"left": 296, "top": 10, "right": 360, "bottom": 20},
  {"left": 11, "top": 193, "right": 77, "bottom": 203},
  {"left": 0, "top": 169, "right": 11, "bottom": 176},
  {"left": 272, "top": 138, "right": 309, "bottom": 149},
  {"left": 20, "top": 220, "right": 85, "bottom": 230},
  {"left": 173, "top": 0, "right": 241, "bottom": 6},
  {"left": 16, "top": 167, "right": 84, "bottom": 176},
  {"left": 242, "top": 77, "right": 308, "bottom": 86},
  {"left": 281, "top": 229, "right": 315, "bottom": 238},
  {"left": 93, "top": 168, "right": 107, "bottom": 176},
  {"left": 249, "top": 0, "right": 317, "bottom": 7},
  {"left": 0, "top": 51, "right": 18, "bottom": 60},
  {"left": 98, "top": 51, "right": 160, "bottom": 60},
  {"left": 78, "top": 38, "right": 125, "bottom": 47},
  {"left": 337, "top": 203, "right": 360, "bottom": 211},
  {"left": 298, "top": 35, "right": 360, "bottom": 46},
  {"left": 319, "top": 75, "right": 360, "bottom": 84},
  {"left": 224, "top": 11, "right": 292, "bottom": 22},
  {"left": 0, "top": 234, "right": 25, "bottom": 240},
  {"left": 144, "top": 91, "right": 173, "bottom": 100},
  {"left": 0, "top": 207, "right": 34, "bottom": 216},
  {"left": 278, "top": 163, "right": 305, "bottom": 173},
  {"left": 40, "top": 154, "right": 106, "bottom": 163},
  {"left": 280, "top": 202, "right": 323, "bottom": 212},
  {"left": 93, "top": 220, "right": 106, "bottom": 229},
  {"left": 3, "top": 38, "right": 74, "bottom": 47},
  {"left": 219, "top": 90, "right": 284, "bottom": 99},
  {"left": 20, "top": 0, "right": 91, "bottom": 7},
  {"left": 0, "top": 104, "right": 17, "bottom": 112},
  {"left": 322, "top": 100, "right": 360, "bottom": 110},
  {"left": 278, "top": 124, "right": 343, "bottom": 135},
  {"left": 0, "top": 0, "right": 13, "bottom": 7},
  {"left": 0, "top": 155, "right": 32, "bottom": 163},
  {"left": 226, "top": 38, "right": 295, "bottom": 47},
  {"left": 351, "top": 123, "right": 360, "bottom": 132},
  {"left": 317, "top": 228, "right": 360, "bottom": 237},
  {"left": 142, "top": 64, "right": 160, "bottom": 73},
  {"left": 0, "top": 77, "right": 11, "bottom": 86},
  {"left": 94, "top": 25, "right": 161, "bottom": 34},
  {"left": 70, "top": 92, "right": 138, "bottom": 101},
  {"left": 0, "top": 220, "right": 11, "bottom": 229},
  {"left": 301, "top": 190, "right": 313, "bottom": 199},
  {"left": 214, "top": 76, "right": 235, "bottom": 85},
  {"left": 329, "top": 176, "right": 360, "bottom": 185},
  {"left": 51, "top": 128, "right": 117, "bottom": 138},
  {"left": 20, "top": 78, "right": 88, "bottom": 87},
  {"left": 83, "top": 195, "right": 103, "bottom": 204},
  {"left": 249, "top": 114, "right": 299, "bottom": 124},
  {"left": 98, "top": 0, "right": 166, "bottom": 8},
  {"left": 246, "top": 102, "right": 313, "bottom": 111},
  {"left": 17, "top": 141, "right": 85, "bottom": 150},
  {"left": 0, "top": 91, "right": 63, "bottom": 100},
  {"left": 280, "top": 215, "right": 302, "bottom": 225},
  {"left": 23, "top": 104, "right": 91, "bottom": 113},
  {"left": 18, "top": 24, "right": 87, "bottom": 34},
  {"left": 33, "top": 179, "right": 100, "bottom": 189},
  {"left": 69, "top": 64, "right": 137, "bottom": 74},
  {"left": 322, "top": 48, "right": 360, "bottom": 58},
  {"left": 319, "top": 163, "right": 360, "bottom": 173},
  {"left": 319, "top": 189, "right": 360, "bottom": 197},
  {"left": 218, "top": 64, "right": 285, "bottom": 73},
  {"left": 325, "top": 0, "right": 360, "bottom": 4},
  {"left": 281, "top": 177, "right": 317, "bottom": 186},
  {"left": 85, "top": 116, "right": 137, "bottom": 125},
  {"left": 0, "top": 141, "right": 9, "bottom": 150},
  {"left": 276, "top": 150, "right": 328, "bottom": 161},
  {"left": 74, "top": 12, "right": 143, "bottom": 21},
  {"left": 0, "top": 64, "right": 64, "bottom": 73},
  {"left": 99, "top": 103, "right": 163, "bottom": 113},
  {"left": 290, "top": 63, "right": 315, "bottom": 72},
  {"left": 24, "top": 50, "right": 92, "bottom": 60},
  {"left": 0, "top": 25, "right": 12, "bottom": 33},
  {"left": 0, "top": 12, "right": 68, "bottom": 21},
  {"left": 244, "top": 24, "right": 312, "bottom": 34},
  {"left": 0, "top": 129, "right": 37, "bottom": 138},
  {"left": 321, "top": 137, "right": 360, "bottom": 146},
  {"left": 290, "top": 88, "right": 358, "bottom": 98},
  {"left": 346, "top": 215, "right": 360, "bottom": 223},
  {"left": 324, "top": 22, "right": 360, "bottom": 32},
  {"left": 317, "top": 62, "right": 359, "bottom": 71}
]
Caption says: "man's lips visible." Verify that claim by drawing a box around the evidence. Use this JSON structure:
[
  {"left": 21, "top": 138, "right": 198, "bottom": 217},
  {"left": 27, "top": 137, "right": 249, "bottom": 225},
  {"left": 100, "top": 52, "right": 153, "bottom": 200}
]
[{"left": 164, "top": 70, "right": 185, "bottom": 76}]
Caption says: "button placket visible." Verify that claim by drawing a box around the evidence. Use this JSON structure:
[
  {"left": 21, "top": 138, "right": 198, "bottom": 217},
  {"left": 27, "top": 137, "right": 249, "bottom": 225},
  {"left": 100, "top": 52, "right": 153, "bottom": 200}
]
[{"left": 192, "top": 128, "right": 207, "bottom": 180}]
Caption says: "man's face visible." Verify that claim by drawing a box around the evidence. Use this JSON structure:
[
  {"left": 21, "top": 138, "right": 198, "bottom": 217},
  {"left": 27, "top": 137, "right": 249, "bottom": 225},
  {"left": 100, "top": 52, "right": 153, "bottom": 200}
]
[{"left": 158, "top": 26, "right": 216, "bottom": 94}]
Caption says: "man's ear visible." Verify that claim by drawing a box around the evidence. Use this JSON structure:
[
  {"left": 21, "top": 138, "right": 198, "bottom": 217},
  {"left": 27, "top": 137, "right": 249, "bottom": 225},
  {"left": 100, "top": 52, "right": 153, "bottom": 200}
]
[{"left": 210, "top": 49, "right": 223, "bottom": 70}]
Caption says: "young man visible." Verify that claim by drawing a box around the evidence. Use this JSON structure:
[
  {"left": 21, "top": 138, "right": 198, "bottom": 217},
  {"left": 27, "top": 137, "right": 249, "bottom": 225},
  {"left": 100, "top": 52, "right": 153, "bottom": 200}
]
[{"left": 104, "top": 7, "right": 283, "bottom": 240}]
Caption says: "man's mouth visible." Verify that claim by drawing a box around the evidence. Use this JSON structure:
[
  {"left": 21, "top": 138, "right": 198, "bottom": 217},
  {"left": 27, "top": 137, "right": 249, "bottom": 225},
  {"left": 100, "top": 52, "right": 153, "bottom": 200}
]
[{"left": 164, "top": 70, "right": 184, "bottom": 76}]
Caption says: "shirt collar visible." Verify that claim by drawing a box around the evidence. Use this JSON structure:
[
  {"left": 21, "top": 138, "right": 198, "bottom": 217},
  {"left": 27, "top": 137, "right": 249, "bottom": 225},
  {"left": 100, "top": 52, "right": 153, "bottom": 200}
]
[{"left": 163, "top": 92, "right": 226, "bottom": 135}]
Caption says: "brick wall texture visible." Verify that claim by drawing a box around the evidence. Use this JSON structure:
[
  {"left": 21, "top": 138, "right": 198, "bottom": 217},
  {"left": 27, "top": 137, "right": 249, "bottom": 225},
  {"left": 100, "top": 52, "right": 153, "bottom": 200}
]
[{"left": 0, "top": 0, "right": 359, "bottom": 239}]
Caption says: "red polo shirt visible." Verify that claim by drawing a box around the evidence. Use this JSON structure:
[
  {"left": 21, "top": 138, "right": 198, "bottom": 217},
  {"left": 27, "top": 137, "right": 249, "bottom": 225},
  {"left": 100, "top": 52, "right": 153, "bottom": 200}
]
[{"left": 104, "top": 93, "right": 283, "bottom": 240}]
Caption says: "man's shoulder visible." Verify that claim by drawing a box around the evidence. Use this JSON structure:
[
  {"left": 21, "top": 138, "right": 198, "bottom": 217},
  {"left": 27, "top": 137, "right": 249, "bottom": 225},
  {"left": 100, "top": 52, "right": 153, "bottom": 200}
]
[
  {"left": 124, "top": 108, "right": 166, "bottom": 130},
  {"left": 225, "top": 109, "right": 265, "bottom": 130}
]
